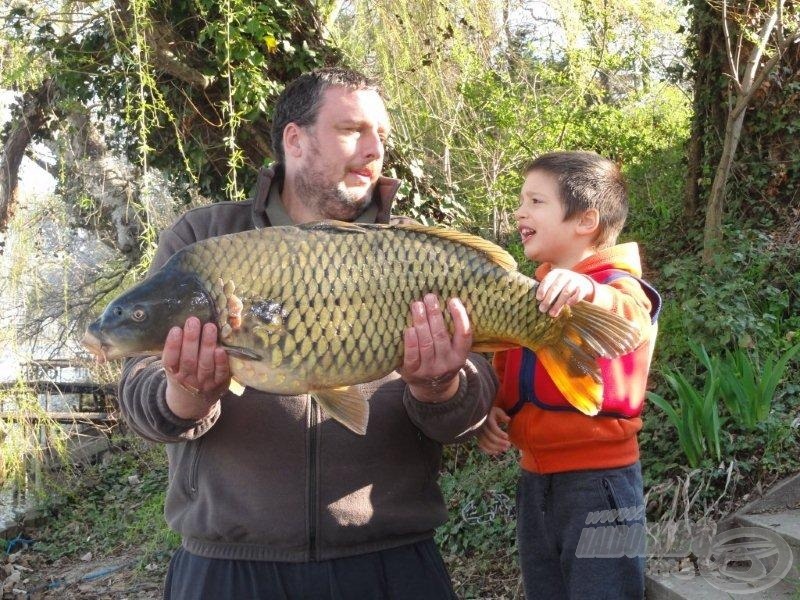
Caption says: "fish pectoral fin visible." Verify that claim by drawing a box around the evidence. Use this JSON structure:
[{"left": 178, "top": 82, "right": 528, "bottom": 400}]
[
  {"left": 222, "top": 345, "right": 263, "bottom": 361},
  {"left": 312, "top": 387, "right": 369, "bottom": 436},
  {"left": 228, "top": 378, "right": 245, "bottom": 396},
  {"left": 470, "top": 341, "right": 520, "bottom": 353},
  {"left": 536, "top": 345, "right": 603, "bottom": 416}
]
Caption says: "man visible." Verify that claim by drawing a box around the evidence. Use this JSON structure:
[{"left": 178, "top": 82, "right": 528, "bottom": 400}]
[{"left": 118, "top": 67, "right": 497, "bottom": 599}]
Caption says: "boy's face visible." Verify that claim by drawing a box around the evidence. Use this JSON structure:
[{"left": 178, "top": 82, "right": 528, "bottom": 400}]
[{"left": 515, "top": 169, "right": 583, "bottom": 267}]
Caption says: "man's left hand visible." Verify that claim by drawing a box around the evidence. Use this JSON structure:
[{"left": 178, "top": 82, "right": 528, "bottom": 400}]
[{"left": 399, "top": 294, "right": 472, "bottom": 403}]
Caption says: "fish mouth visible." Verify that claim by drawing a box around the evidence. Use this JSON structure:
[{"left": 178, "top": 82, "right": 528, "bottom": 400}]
[{"left": 81, "top": 331, "right": 110, "bottom": 364}]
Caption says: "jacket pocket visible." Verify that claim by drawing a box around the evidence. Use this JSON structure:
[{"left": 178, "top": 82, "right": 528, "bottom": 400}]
[{"left": 185, "top": 438, "right": 205, "bottom": 498}]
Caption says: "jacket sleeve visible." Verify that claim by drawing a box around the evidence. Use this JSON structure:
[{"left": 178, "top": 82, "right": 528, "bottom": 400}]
[
  {"left": 587, "top": 275, "right": 654, "bottom": 339},
  {"left": 116, "top": 217, "right": 221, "bottom": 443},
  {"left": 402, "top": 352, "right": 497, "bottom": 444}
]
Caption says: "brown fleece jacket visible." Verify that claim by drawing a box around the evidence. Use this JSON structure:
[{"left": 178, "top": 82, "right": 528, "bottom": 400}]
[{"left": 117, "top": 165, "right": 497, "bottom": 561}]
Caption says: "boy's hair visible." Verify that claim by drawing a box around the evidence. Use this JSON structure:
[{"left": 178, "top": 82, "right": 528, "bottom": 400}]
[
  {"left": 523, "top": 151, "right": 628, "bottom": 248},
  {"left": 270, "top": 67, "right": 383, "bottom": 164}
]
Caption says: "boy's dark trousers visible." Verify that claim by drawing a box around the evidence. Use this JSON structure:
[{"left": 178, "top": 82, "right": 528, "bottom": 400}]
[{"left": 516, "top": 462, "right": 645, "bottom": 600}]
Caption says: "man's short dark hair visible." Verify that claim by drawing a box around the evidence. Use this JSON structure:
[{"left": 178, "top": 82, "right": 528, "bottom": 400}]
[
  {"left": 270, "top": 67, "right": 382, "bottom": 164},
  {"left": 523, "top": 151, "right": 629, "bottom": 248}
]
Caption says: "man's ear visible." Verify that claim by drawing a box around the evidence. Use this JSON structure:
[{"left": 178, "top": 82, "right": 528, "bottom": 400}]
[
  {"left": 283, "top": 123, "right": 304, "bottom": 159},
  {"left": 576, "top": 208, "right": 600, "bottom": 236}
]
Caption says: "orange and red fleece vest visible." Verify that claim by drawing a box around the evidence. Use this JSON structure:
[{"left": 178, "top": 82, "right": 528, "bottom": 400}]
[{"left": 494, "top": 245, "right": 661, "bottom": 474}]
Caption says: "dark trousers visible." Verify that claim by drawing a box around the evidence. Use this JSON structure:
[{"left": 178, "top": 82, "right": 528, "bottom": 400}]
[
  {"left": 163, "top": 538, "right": 457, "bottom": 600},
  {"left": 516, "top": 462, "right": 645, "bottom": 600}
]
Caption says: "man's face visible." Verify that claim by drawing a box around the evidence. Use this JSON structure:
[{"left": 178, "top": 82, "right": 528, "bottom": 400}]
[{"left": 293, "top": 86, "right": 390, "bottom": 221}]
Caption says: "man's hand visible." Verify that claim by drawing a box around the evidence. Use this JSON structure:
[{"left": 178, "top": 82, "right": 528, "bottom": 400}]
[
  {"left": 399, "top": 294, "right": 472, "bottom": 403},
  {"left": 163, "top": 317, "right": 231, "bottom": 420},
  {"left": 477, "top": 407, "right": 511, "bottom": 455},
  {"left": 536, "top": 268, "right": 594, "bottom": 317}
]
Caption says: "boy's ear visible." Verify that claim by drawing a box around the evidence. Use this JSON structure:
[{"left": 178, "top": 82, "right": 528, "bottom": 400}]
[
  {"left": 283, "top": 123, "right": 304, "bottom": 159},
  {"left": 575, "top": 208, "right": 600, "bottom": 236}
]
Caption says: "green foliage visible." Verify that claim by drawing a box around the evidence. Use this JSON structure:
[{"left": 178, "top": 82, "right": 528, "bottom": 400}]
[
  {"left": 718, "top": 343, "right": 800, "bottom": 430},
  {"left": 0, "top": 0, "right": 332, "bottom": 199},
  {"left": 436, "top": 445, "right": 520, "bottom": 598},
  {"left": 646, "top": 339, "right": 800, "bottom": 468},
  {"left": 436, "top": 445, "right": 517, "bottom": 557},
  {"left": 0, "top": 385, "right": 69, "bottom": 490},
  {"left": 35, "top": 437, "right": 178, "bottom": 565},
  {"left": 654, "top": 227, "right": 799, "bottom": 365},
  {"left": 647, "top": 342, "right": 724, "bottom": 468}
]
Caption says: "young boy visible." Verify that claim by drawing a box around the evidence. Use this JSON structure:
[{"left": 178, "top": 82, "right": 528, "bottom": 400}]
[{"left": 478, "top": 151, "right": 660, "bottom": 599}]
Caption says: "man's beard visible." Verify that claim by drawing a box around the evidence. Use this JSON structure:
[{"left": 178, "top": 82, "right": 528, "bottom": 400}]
[{"left": 294, "top": 162, "right": 374, "bottom": 222}]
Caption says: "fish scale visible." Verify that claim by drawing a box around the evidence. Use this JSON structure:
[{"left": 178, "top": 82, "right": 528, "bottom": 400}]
[{"left": 82, "top": 220, "right": 643, "bottom": 434}]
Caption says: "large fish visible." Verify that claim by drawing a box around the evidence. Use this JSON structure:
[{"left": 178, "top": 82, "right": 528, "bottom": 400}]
[{"left": 82, "top": 220, "right": 640, "bottom": 434}]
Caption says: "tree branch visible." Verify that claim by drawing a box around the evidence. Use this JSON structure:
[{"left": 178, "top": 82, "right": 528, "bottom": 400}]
[
  {"left": 0, "top": 79, "right": 57, "bottom": 231},
  {"left": 111, "top": 2, "right": 216, "bottom": 90}
]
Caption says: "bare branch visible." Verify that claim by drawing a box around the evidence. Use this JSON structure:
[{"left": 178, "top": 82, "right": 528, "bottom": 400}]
[
  {"left": 722, "top": 0, "right": 742, "bottom": 90},
  {"left": 730, "top": 28, "right": 800, "bottom": 121}
]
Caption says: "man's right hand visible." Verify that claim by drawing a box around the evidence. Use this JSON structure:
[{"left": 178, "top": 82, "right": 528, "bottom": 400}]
[
  {"left": 477, "top": 407, "right": 511, "bottom": 455},
  {"left": 163, "top": 317, "right": 231, "bottom": 420}
]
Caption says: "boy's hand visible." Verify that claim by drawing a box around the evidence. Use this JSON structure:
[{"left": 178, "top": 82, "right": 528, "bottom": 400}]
[
  {"left": 536, "top": 268, "right": 594, "bottom": 317},
  {"left": 477, "top": 407, "right": 511, "bottom": 455}
]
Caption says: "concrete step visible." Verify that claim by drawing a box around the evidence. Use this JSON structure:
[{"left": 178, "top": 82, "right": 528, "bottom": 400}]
[
  {"left": 646, "top": 570, "right": 799, "bottom": 599},
  {"left": 646, "top": 473, "right": 800, "bottom": 600},
  {"left": 736, "top": 511, "right": 800, "bottom": 553}
]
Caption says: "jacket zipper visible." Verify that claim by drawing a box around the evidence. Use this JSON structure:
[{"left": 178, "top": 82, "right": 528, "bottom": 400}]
[
  {"left": 308, "top": 395, "right": 319, "bottom": 560},
  {"left": 187, "top": 439, "right": 204, "bottom": 496}
]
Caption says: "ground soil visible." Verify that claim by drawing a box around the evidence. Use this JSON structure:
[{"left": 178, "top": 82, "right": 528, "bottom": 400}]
[{"left": 2, "top": 545, "right": 167, "bottom": 599}]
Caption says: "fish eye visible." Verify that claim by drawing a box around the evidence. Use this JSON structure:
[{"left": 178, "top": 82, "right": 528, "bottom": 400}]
[{"left": 131, "top": 308, "right": 147, "bottom": 322}]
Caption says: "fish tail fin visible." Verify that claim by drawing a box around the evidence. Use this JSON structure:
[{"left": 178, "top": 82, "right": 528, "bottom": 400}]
[
  {"left": 312, "top": 386, "right": 369, "bottom": 435},
  {"left": 530, "top": 302, "right": 640, "bottom": 415}
]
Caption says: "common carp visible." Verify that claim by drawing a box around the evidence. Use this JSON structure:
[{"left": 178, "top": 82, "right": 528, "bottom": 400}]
[{"left": 82, "top": 220, "right": 640, "bottom": 434}]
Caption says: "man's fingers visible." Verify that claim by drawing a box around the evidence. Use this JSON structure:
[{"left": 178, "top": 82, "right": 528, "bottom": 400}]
[
  {"left": 179, "top": 317, "right": 202, "bottom": 374},
  {"left": 213, "top": 348, "right": 230, "bottom": 386},
  {"left": 162, "top": 327, "right": 183, "bottom": 373},
  {"left": 196, "top": 323, "right": 219, "bottom": 381},
  {"left": 448, "top": 298, "right": 472, "bottom": 356},
  {"left": 401, "top": 327, "right": 421, "bottom": 373},
  {"left": 411, "top": 300, "right": 436, "bottom": 361},
  {"left": 424, "top": 295, "right": 451, "bottom": 356}
]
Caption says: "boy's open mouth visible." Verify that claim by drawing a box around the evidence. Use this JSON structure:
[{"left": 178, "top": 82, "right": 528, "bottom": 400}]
[{"left": 519, "top": 227, "right": 535, "bottom": 242}]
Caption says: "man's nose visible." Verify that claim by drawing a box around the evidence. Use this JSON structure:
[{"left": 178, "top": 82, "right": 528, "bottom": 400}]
[{"left": 361, "top": 130, "right": 384, "bottom": 162}]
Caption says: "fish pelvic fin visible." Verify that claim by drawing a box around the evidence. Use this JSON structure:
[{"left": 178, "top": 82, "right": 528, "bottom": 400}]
[
  {"left": 531, "top": 302, "right": 641, "bottom": 415},
  {"left": 312, "top": 386, "right": 369, "bottom": 435},
  {"left": 228, "top": 378, "right": 245, "bottom": 396}
]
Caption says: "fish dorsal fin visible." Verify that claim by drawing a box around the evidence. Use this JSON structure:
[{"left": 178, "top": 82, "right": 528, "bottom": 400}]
[
  {"left": 297, "top": 220, "right": 517, "bottom": 272},
  {"left": 391, "top": 222, "right": 518, "bottom": 271},
  {"left": 297, "top": 220, "right": 371, "bottom": 234}
]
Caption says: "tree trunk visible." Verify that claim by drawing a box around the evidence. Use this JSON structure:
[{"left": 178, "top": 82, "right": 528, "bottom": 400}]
[
  {"left": 702, "top": 107, "right": 746, "bottom": 263},
  {"left": 0, "top": 80, "right": 56, "bottom": 231}
]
